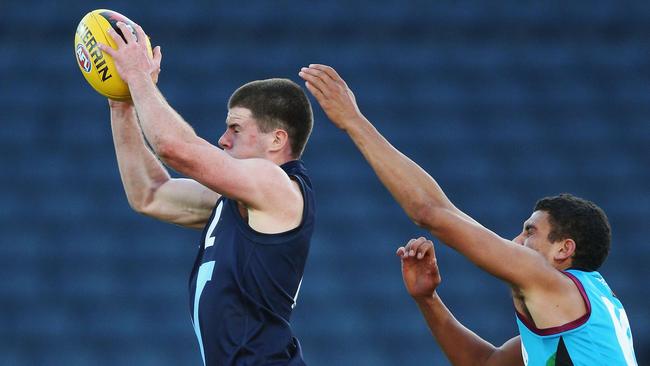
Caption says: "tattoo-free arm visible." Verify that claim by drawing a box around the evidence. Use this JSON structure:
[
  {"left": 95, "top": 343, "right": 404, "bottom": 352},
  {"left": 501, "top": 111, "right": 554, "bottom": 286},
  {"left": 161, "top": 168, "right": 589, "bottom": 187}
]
[
  {"left": 110, "top": 101, "right": 218, "bottom": 229},
  {"left": 300, "top": 64, "right": 555, "bottom": 290},
  {"left": 417, "top": 295, "right": 523, "bottom": 366},
  {"left": 399, "top": 238, "right": 523, "bottom": 366},
  {"left": 100, "top": 23, "right": 296, "bottom": 214}
]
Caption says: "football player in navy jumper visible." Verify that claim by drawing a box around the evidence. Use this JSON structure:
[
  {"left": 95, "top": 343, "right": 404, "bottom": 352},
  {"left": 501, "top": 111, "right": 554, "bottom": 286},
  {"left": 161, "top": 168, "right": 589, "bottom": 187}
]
[{"left": 101, "top": 23, "right": 315, "bottom": 365}]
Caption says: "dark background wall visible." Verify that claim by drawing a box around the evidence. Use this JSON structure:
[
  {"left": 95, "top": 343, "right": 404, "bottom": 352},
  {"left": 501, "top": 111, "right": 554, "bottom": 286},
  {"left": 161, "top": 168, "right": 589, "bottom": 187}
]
[{"left": 1, "top": 1, "right": 648, "bottom": 365}]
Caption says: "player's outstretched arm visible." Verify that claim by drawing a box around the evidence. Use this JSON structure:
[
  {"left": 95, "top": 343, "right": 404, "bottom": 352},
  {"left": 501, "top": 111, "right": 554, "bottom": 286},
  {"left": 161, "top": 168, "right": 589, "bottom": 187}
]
[
  {"left": 299, "top": 64, "right": 559, "bottom": 291},
  {"left": 110, "top": 100, "right": 219, "bottom": 229},
  {"left": 100, "top": 23, "right": 301, "bottom": 223},
  {"left": 298, "top": 64, "right": 471, "bottom": 226},
  {"left": 398, "top": 238, "right": 523, "bottom": 366}
]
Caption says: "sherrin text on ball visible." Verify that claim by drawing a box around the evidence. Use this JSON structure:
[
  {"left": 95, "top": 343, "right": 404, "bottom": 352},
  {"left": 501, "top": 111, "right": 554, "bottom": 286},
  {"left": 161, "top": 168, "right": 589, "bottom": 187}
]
[{"left": 74, "top": 9, "right": 152, "bottom": 100}]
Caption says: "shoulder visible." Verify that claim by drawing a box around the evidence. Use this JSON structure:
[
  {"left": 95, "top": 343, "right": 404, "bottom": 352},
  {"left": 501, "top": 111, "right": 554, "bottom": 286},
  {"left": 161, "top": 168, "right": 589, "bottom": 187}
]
[
  {"left": 240, "top": 158, "right": 292, "bottom": 181},
  {"left": 223, "top": 157, "right": 295, "bottom": 194},
  {"left": 240, "top": 158, "right": 304, "bottom": 210}
]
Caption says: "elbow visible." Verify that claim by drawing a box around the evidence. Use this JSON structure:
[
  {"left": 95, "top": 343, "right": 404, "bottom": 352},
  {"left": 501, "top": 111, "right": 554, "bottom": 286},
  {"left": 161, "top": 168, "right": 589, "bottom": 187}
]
[
  {"left": 154, "top": 137, "right": 180, "bottom": 164},
  {"left": 409, "top": 203, "right": 447, "bottom": 234},
  {"left": 129, "top": 198, "right": 162, "bottom": 220},
  {"left": 409, "top": 202, "right": 435, "bottom": 229},
  {"left": 126, "top": 194, "right": 152, "bottom": 216},
  {"left": 155, "top": 136, "right": 197, "bottom": 172},
  {"left": 125, "top": 183, "right": 163, "bottom": 217}
]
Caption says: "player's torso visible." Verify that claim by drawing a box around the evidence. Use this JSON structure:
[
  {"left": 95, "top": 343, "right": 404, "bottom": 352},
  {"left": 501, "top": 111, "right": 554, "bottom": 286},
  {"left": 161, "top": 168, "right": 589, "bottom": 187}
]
[
  {"left": 188, "top": 160, "right": 315, "bottom": 366},
  {"left": 516, "top": 270, "right": 637, "bottom": 366}
]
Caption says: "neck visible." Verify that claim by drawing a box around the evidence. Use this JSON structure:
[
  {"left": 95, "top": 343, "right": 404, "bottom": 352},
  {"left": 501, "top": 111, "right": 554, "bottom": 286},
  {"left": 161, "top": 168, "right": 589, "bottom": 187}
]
[
  {"left": 266, "top": 150, "right": 296, "bottom": 166},
  {"left": 555, "top": 261, "right": 574, "bottom": 272}
]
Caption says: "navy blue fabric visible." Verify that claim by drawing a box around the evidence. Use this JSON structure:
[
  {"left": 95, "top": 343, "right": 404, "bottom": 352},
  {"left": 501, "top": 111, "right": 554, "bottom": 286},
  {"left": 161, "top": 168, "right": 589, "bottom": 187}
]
[{"left": 188, "top": 160, "right": 315, "bottom": 365}]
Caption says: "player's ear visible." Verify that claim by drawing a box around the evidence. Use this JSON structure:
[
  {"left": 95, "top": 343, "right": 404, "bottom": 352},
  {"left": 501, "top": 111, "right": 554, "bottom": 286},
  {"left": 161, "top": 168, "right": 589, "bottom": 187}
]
[
  {"left": 555, "top": 238, "right": 576, "bottom": 262},
  {"left": 269, "top": 129, "right": 289, "bottom": 153}
]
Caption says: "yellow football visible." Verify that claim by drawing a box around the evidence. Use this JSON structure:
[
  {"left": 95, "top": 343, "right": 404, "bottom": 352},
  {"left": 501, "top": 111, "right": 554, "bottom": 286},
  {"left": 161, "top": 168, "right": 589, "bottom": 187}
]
[{"left": 74, "top": 9, "right": 152, "bottom": 100}]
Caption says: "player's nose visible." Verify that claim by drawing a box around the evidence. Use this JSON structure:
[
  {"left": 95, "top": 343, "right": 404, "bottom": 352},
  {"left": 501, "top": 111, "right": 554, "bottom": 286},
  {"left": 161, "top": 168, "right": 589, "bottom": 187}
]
[{"left": 218, "top": 133, "right": 230, "bottom": 149}]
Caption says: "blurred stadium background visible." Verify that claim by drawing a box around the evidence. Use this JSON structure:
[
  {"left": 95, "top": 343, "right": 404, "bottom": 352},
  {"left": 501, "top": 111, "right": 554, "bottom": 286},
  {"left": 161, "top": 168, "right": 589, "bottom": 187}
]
[{"left": 1, "top": 0, "right": 649, "bottom": 365}]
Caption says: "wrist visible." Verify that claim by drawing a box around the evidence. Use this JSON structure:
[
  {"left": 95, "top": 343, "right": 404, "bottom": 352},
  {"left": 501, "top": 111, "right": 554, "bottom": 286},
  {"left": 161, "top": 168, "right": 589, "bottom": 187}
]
[
  {"left": 109, "top": 100, "right": 134, "bottom": 114},
  {"left": 108, "top": 98, "right": 133, "bottom": 108},
  {"left": 125, "top": 70, "right": 158, "bottom": 101},
  {"left": 124, "top": 70, "right": 151, "bottom": 86},
  {"left": 109, "top": 99, "right": 135, "bottom": 120},
  {"left": 412, "top": 291, "right": 439, "bottom": 305},
  {"left": 342, "top": 114, "right": 371, "bottom": 134}
]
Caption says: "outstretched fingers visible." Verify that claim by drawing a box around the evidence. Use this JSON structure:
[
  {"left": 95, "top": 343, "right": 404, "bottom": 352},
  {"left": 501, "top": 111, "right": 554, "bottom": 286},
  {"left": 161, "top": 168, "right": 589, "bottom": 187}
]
[
  {"left": 104, "top": 25, "right": 125, "bottom": 48},
  {"left": 116, "top": 22, "right": 136, "bottom": 44},
  {"left": 299, "top": 67, "right": 332, "bottom": 97},
  {"left": 307, "top": 64, "right": 337, "bottom": 82},
  {"left": 304, "top": 81, "right": 325, "bottom": 101},
  {"left": 96, "top": 42, "right": 113, "bottom": 57},
  {"left": 132, "top": 23, "right": 148, "bottom": 44},
  {"left": 308, "top": 64, "right": 346, "bottom": 85}
]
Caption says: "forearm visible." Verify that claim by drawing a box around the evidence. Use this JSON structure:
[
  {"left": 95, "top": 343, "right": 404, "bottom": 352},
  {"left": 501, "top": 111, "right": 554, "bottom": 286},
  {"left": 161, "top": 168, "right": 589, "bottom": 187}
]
[
  {"left": 126, "top": 72, "right": 199, "bottom": 161},
  {"left": 346, "top": 116, "right": 544, "bottom": 287},
  {"left": 345, "top": 117, "right": 463, "bottom": 226},
  {"left": 110, "top": 102, "right": 170, "bottom": 210},
  {"left": 415, "top": 293, "right": 497, "bottom": 366}
]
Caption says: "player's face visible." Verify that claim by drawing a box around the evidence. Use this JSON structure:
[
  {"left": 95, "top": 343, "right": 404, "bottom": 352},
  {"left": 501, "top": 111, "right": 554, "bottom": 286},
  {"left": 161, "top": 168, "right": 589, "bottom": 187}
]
[
  {"left": 218, "top": 107, "right": 271, "bottom": 159},
  {"left": 513, "top": 210, "right": 557, "bottom": 263}
]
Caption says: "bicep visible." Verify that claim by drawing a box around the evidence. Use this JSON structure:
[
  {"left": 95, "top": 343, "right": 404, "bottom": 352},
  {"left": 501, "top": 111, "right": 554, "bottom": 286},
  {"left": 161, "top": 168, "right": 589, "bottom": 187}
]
[
  {"left": 140, "top": 178, "right": 220, "bottom": 229},
  {"left": 485, "top": 336, "right": 523, "bottom": 366}
]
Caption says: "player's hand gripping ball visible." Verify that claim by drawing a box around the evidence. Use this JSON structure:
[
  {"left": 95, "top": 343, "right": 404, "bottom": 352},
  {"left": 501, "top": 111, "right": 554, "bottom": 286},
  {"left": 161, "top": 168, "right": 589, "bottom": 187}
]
[{"left": 74, "top": 9, "right": 152, "bottom": 100}]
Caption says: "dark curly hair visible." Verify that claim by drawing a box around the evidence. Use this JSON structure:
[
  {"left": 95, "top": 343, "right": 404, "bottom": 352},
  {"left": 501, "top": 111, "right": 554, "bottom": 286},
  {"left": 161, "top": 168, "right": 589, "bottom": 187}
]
[{"left": 534, "top": 194, "right": 611, "bottom": 271}]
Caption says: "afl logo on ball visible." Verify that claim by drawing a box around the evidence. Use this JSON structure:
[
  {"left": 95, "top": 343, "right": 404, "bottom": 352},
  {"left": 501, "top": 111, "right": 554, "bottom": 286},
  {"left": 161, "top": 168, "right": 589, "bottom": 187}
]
[{"left": 76, "top": 44, "right": 92, "bottom": 73}]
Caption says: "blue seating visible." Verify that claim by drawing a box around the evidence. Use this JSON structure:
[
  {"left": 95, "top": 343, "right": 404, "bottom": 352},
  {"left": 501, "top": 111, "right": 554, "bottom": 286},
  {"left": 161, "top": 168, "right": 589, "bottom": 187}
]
[{"left": 1, "top": 1, "right": 649, "bottom": 364}]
